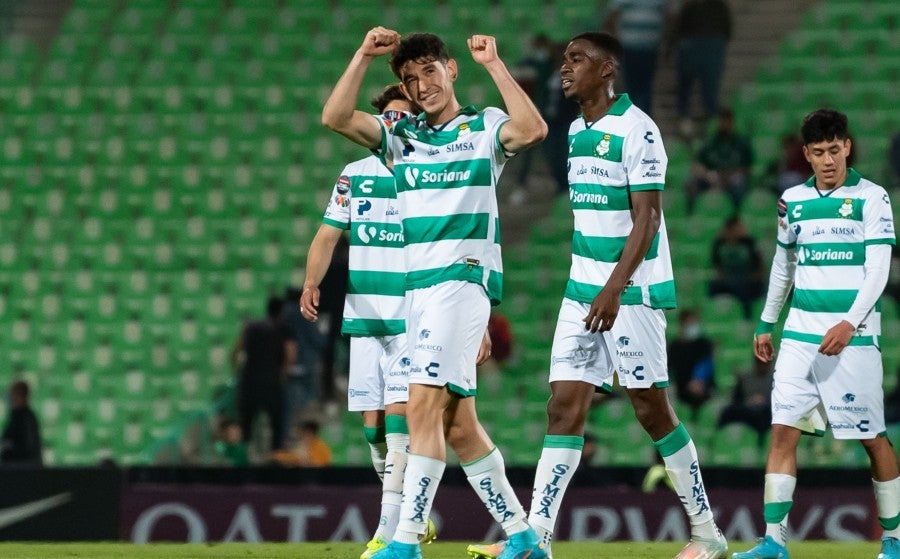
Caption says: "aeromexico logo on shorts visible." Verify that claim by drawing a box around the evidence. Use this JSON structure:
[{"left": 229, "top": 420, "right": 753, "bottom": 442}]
[
  {"left": 829, "top": 393, "right": 869, "bottom": 415},
  {"left": 416, "top": 329, "right": 443, "bottom": 352},
  {"left": 615, "top": 336, "right": 644, "bottom": 358}
]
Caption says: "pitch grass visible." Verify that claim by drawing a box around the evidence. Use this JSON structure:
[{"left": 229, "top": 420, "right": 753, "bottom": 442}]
[{"left": 0, "top": 541, "right": 884, "bottom": 559}]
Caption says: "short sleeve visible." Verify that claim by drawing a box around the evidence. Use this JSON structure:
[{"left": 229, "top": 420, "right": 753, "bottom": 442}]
[
  {"left": 863, "top": 186, "right": 896, "bottom": 246},
  {"left": 483, "top": 106, "right": 513, "bottom": 162},
  {"left": 322, "top": 166, "right": 353, "bottom": 230},
  {"left": 776, "top": 197, "right": 796, "bottom": 248},
  {"left": 624, "top": 120, "right": 667, "bottom": 191},
  {"left": 372, "top": 113, "right": 394, "bottom": 164}
]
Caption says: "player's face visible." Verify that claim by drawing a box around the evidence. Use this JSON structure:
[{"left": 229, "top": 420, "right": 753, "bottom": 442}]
[
  {"left": 399, "top": 57, "right": 457, "bottom": 122},
  {"left": 803, "top": 137, "right": 851, "bottom": 189},
  {"left": 560, "top": 39, "right": 613, "bottom": 101}
]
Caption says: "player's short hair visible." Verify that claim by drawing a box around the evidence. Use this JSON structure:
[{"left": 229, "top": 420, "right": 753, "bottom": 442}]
[
  {"left": 801, "top": 109, "right": 849, "bottom": 145},
  {"left": 370, "top": 84, "right": 406, "bottom": 113},
  {"left": 570, "top": 32, "right": 623, "bottom": 63},
  {"left": 389, "top": 33, "right": 450, "bottom": 78}
]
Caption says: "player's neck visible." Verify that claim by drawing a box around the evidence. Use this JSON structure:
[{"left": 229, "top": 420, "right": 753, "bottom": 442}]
[
  {"left": 425, "top": 99, "right": 463, "bottom": 127},
  {"left": 580, "top": 91, "right": 616, "bottom": 123}
]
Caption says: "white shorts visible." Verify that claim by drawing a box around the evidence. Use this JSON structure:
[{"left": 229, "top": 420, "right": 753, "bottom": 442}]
[
  {"left": 406, "top": 281, "right": 489, "bottom": 397},
  {"left": 347, "top": 334, "right": 409, "bottom": 412},
  {"left": 772, "top": 339, "right": 885, "bottom": 440},
  {"left": 549, "top": 298, "right": 669, "bottom": 391}
]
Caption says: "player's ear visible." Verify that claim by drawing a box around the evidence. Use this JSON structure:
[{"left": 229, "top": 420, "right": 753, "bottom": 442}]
[
  {"left": 802, "top": 145, "right": 812, "bottom": 163},
  {"left": 447, "top": 59, "right": 458, "bottom": 81},
  {"left": 600, "top": 59, "right": 615, "bottom": 80},
  {"left": 843, "top": 137, "right": 852, "bottom": 157}
]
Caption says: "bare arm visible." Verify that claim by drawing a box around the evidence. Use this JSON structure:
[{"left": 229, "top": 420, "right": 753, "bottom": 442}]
[
  {"left": 300, "top": 224, "right": 344, "bottom": 322},
  {"left": 321, "top": 26, "right": 399, "bottom": 148},
  {"left": 468, "top": 35, "right": 548, "bottom": 154},
  {"left": 584, "top": 190, "right": 661, "bottom": 332}
]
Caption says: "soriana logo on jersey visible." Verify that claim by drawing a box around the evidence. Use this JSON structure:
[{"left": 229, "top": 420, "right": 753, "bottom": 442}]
[{"left": 399, "top": 160, "right": 488, "bottom": 191}]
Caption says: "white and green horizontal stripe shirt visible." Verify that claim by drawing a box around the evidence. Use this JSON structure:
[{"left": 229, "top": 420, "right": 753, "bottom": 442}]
[
  {"left": 377, "top": 106, "right": 509, "bottom": 305},
  {"left": 322, "top": 155, "right": 405, "bottom": 337},
  {"left": 564, "top": 94, "right": 676, "bottom": 309},
  {"left": 764, "top": 169, "right": 895, "bottom": 345}
]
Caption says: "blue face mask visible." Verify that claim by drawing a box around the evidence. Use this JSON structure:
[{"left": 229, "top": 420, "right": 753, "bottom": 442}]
[{"left": 684, "top": 323, "right": 702, "bottom": 340}]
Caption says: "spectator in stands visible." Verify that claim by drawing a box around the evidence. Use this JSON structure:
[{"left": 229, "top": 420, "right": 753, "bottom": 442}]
[
  {"left": 0, "top": 381, "right": 42, "bottom": 465},
  {"left": 708, "top": 215, "right": 765, "bottom": 319},
  {"left": 762, "top": 134, "right": 812, "bottom": 196},
  {"left": 603, "top": 0, "right": 673, "bottom": 116},
  {"left": 889, "top": 132, "right": 900, "bottom": 188},
  {"left": 317, "top": 235, "right": 350, "bottom": 405},
  {"left": 684, "top": 108, "right": 754, "bottom": 214},
  {"left": 511, "top": 34, "right": 555, "bottom": 188},
  {"left": 717, "top": 356, "right": 773, "bottom": 447},
  {"left": 674, "top": 0, "right": 731, "bottom": 138},
  {"left": 282, "top": 286, "right": 323, "bottom": 435},
  {"left": 214, "top": 419, "right": 249, "bottom": 467},
  {"left": 668, "top": 309, "right": 715, "bottom": 420},
  {"left": 231, "top": 296, "right": 296, "bottom": 452},
  {"left": 295, "top": 420, "right": 333, "bottom": 467}
]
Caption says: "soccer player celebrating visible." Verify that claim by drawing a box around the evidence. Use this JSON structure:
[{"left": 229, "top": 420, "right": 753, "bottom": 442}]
[
  {"left": 321, "top": 28, "right": 548, "bottom": 559},
  {"left": 470, "top": 32, "right": 727, "bottom": 559},
  {"left": 732, "top": 110, "right": 899, "bottom": 559},
  {"left": 301, "top": 85, "right": 436, "bottom": 558}
]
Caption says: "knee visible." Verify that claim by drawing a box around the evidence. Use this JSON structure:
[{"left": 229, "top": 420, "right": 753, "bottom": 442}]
[
  {"left": 546, "top": 396, "right": 585, "bottom": 434},
  {"left": 445, "top": 421, "right": 466, "bottom": 448}
]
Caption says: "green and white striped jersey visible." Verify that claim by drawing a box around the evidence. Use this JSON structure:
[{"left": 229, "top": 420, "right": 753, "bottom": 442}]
[
  {"left": 564, "top": 94, "right": 676, "bottom": 309},
  {"left": 377, "top": 105, "right": 510, "bottom": 305},
  {"left": 322, "top": 155, "right": 405, "bottom": 337},
  {"left": 769, "top": 169, "right": 895, "bottom": 345}
]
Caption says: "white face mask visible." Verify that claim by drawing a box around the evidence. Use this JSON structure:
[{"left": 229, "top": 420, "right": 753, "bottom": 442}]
[{"left": 684, "top": 323, "right": 702, "bottom": 340}]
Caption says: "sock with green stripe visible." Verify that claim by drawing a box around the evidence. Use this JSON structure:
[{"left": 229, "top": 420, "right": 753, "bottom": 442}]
[
  {"left": 763, "top": 473, "right": 796, "bottom": 545},
  {"left": 653, "top": 423, "right": 718, "bottom": 540},
  {"left": 528, "top": 434, "right": 584, "bottom": 535},
  {"left": 365, "top": 425, "right": 387, "bottom": 482},
  {"left": 874, "top": 476, "right": 900, "bottom": 539},
  {"left": 376, "top": 415, "right": 409, "bottom": 541},
  {"left": 462, "top": 447, "right": 529, "bottom": 536}
]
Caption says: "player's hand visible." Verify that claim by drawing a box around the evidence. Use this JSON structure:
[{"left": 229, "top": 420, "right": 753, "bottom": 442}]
[
  {"left": 299, "top": 286, "right": 319, "bottom": 322},
  {"left": 584, "top": 287, "right": 620, "bottom": 333},
  {"left": 476, "top": 328, "right": 492, "bottom": 365},
  {"left": 468, "top": 35, "right": 499, "bottom": 66},
  {"left": 819, "top": 320, "right": 855, "bottom": 356},
  {"left": 753, "top": 332, "right": 774, "bottom": 362},
  {"left": 359, "top": 26, "right": 400, "bottom": 58}
]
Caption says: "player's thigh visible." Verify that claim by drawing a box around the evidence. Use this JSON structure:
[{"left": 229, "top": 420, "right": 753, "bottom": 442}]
[
  {"left": 348, "top": 336, "right": 386, "bottom": 412},
  {"left": 549, "top": 298, "right": 615, "bottom": 391},
  {"left": 382, "top": 333, "right": 410, "bottom": 407},
  {"left": 771, "top": 340, "right": 824, "bottom": 432},
  {"left": 606, "top": 305, "right": 669, "bottom": 390},
  {"left": 814, "top": 345, "right": 885, "bottom": 439},
  {"left": 407, "top": 281, "right": 490, "bottom": 397}
]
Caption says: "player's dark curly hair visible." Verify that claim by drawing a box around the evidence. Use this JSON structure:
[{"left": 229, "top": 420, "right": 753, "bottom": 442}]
[
  {"left": 370, "top": 84, "right": 406, "bottom": 112},
  {"left": 801, "top": 109, "right": 849, "bottom": 144},
  {"left": 389, "top": 33, "right": 450, "bottom": 78},
  {"left": 570, "top": 32, "right": 623, "bottom": 63}
]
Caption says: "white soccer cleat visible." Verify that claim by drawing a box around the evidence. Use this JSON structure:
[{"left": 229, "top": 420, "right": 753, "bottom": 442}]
[{"left": 674, "top": 532, "right": 728, "bottom": 559}]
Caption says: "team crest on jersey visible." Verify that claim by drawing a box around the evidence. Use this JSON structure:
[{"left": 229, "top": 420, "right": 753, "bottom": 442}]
[
  {"left": 838, "top": 199, "right": 853, "bottom": 218},
  {"left": 457, "top": 123, "right": 471, "bottom": 138},
  {"left": 336, "top": 175, "right": 351, "bottom": 194},
  {"left": 595, "top": 134, "right": 612, "bottom": 158}
]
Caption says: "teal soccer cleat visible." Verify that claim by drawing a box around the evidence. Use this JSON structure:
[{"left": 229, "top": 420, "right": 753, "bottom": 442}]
[
  {"left": 496, "top": 527, "right": 547, "bottom": 559},
  {"left": 731, "top": 536, "right": 789, "bottom": 559},
  {"left": 369, "top": 541, "right": 422, "bottom": 559},
  {"left": 879, "top": 537, "right": 899, "bottom": 559}
]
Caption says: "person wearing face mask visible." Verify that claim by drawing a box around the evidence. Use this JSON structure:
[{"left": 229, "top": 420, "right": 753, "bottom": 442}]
[{"left": 668, "top": 308, "right": 716, "bottom": 421}]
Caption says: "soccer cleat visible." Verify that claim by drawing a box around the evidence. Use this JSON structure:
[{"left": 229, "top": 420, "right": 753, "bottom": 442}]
[
  {"left": 420, "top": 517, "right": 437, "bottom": 545},
  {"left": 497, "top": 527, "right": 548, "bottom": 559},
  {"left": 361, "top": 535, "right": 389, "bottom": 559},
  {"left": 467, "top": 541, "right": 505, "bottom": 559},
  {"left": 879, "top": 536, "right": 899, "bottom": 559},
  {"left": 731, "top": 536, "right": 789, "bottom": 559},
  {"left": 369, "top": 541, "right": 422, "bottom": 559},
  {"left": 674, "top": 533, "right": 728, "bottom": 559}
]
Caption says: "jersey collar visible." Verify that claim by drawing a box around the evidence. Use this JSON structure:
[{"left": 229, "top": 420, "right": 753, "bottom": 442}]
[
  {"left": 803, "top": 167, "right": 862, "bottom": 191},
  {"left": 607, "top": 94, "right": 632, "bottom": 116}
]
